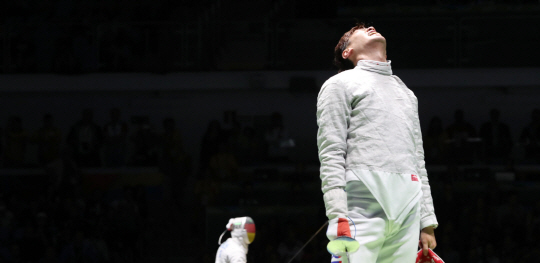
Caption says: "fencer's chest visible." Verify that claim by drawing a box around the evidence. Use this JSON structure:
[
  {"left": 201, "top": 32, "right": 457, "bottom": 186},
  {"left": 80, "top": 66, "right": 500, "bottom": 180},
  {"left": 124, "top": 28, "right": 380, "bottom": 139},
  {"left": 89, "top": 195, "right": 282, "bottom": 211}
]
[{"left": 349, "top": 76, "right": 416, "bottom": 124}]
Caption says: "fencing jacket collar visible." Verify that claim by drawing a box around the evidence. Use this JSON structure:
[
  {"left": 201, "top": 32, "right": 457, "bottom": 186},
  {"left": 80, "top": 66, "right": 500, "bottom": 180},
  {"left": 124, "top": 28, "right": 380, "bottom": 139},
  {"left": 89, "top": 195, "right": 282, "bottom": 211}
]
[{"left": 356, "top": 60, "right": 392, "bottom": 76}]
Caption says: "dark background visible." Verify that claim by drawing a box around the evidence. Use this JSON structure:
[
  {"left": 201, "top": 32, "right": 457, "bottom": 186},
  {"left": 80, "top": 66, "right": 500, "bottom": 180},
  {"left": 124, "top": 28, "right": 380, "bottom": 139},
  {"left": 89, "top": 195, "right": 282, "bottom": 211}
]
[{"left": 1, "top": 0, "right": 540, "bottom": 262}]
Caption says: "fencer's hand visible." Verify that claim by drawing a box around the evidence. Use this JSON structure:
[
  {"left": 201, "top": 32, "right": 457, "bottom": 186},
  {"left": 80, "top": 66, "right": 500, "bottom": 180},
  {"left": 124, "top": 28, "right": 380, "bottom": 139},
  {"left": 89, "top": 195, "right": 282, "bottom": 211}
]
[
  {"left": 326, "top": 218, "right": 360, "bottom": 256},
  {"left": 420, "top": 226, "right": 437, "bottom": 256}
]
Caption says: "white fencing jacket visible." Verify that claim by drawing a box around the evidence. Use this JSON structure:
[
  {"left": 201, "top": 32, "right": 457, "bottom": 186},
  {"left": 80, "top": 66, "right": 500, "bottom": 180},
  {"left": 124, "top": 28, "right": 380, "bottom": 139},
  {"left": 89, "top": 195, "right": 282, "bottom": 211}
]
[
  {"left": 317, "top": 60, "right": 438, "bottom": 230},
  {"left": 215, "top": 237, "right": 248, "bottom": 263}
]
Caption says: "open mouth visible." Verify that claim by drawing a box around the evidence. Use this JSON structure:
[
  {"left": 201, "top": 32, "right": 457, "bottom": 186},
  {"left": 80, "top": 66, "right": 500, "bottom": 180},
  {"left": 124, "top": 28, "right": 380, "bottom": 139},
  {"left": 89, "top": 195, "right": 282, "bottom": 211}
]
[{"left": 367, "top": 28, "right": 378, "bottom": 36}]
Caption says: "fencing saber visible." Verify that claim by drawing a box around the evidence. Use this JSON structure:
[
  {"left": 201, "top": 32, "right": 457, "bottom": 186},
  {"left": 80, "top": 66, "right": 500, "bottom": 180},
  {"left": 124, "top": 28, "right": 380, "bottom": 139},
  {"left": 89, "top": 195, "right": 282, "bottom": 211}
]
[{"left": 287, "top": 221, "right": 329, "bottom": 263}]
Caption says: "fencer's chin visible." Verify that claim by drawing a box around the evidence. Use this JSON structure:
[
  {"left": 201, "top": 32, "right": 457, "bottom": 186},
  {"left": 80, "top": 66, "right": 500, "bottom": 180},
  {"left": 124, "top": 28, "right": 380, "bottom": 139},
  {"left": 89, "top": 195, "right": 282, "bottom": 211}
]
[
  {"left": 370, "top": 36, "right": 386, "bottom": 45},
  {"left": 372, "top": 35, "right": 385, "bottom": 41}
]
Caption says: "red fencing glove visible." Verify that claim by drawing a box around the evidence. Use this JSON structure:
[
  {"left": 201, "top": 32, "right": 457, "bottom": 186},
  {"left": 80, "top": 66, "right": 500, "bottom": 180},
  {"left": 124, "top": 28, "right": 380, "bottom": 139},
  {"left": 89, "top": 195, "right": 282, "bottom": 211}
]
[{"left": 416, "top": 248, "right": 444, "bottom": 263}]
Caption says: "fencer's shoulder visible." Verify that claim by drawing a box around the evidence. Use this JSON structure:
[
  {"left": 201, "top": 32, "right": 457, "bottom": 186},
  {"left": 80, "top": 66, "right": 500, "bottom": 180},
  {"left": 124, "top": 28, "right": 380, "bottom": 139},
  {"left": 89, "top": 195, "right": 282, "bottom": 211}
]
[
  {"left": 320, "top": 70, "right": 355, "bottom": 92},
  {"left": 230, "top": 238, "right": 248, "bottom": 250},
  {"left": 321, "top": 73, "right": 341, "bottom": 87},
  {"left": 392, "top": 75, "right": 418, "bottom": 101},
  {"left": 392, "top": 75, "right": 408, "bottom": 87},
  {"left": 220, "top": 239, "right": 246, "bottom": 255},
  {"left": 324, "top": 69, "right": 358, "bottom": 83}
]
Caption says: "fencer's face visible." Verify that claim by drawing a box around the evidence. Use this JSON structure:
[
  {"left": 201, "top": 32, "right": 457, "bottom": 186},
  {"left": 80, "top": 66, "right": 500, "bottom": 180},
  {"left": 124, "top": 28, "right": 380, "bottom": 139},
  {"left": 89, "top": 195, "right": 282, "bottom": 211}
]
[
  {"left": 350, "top": 26, "right": 385, "bottom": 46},
  {"left": 343, "top": 27, "right": 386, "bottom": 59}
]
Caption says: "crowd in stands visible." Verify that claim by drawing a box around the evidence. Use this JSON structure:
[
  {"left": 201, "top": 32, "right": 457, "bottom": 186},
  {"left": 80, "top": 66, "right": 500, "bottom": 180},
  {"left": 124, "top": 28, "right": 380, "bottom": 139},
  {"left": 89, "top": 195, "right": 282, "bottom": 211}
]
[
  {"left": 1, "top": 106, "right": 539, "bottom": 262},
  {"left": 0, "top": 109, "right": 300, "bottom": 171},
  {"left": 0, "top": 172, "right": 149, "bottom": 263},
  {"left": 4, "top": 107, "right": 539, "bottom": 170},
  {"left": 423, "top": 108, "right": 540, "bottom": 166},
  {"left": 0, "top": 108, "right": 188, "bottom": 169}
]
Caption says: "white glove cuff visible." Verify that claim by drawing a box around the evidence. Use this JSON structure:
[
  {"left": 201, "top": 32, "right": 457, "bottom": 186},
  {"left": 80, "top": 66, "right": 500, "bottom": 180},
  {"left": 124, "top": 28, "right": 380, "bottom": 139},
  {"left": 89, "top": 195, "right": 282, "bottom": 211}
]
[{"left": 323, "top": 188, "right": 348, "bottom": 220}]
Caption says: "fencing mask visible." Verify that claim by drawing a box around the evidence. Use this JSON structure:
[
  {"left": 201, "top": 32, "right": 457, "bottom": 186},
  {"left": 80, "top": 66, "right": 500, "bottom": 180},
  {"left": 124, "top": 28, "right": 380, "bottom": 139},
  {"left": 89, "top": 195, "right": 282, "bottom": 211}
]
[{"left": 218, "top": 216, "right": 256, "bottom": 245}]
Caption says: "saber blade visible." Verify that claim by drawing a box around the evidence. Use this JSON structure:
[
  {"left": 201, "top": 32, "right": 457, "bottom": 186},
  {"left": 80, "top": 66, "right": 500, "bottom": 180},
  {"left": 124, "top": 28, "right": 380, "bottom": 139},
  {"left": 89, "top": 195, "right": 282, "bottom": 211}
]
[{"left": 287, "top": 221, "right": 329, "bottom": 263}]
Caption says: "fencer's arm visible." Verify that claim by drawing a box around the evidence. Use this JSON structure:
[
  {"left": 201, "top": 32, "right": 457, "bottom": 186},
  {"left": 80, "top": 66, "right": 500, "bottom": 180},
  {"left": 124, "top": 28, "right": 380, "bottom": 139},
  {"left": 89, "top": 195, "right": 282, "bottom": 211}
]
[
  {"left": 411, "top": 97, "right": 439, "bottom": 230},
  {"left": 317, "top": 81, "right": 351, "bottom": 220}
]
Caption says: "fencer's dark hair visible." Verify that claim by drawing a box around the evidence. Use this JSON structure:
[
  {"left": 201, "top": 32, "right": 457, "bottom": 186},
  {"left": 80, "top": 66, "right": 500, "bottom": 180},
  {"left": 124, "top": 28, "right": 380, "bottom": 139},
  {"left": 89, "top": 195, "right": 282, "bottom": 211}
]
[{"left": 334, "top": 22, "right": 366, "bottom": 73}]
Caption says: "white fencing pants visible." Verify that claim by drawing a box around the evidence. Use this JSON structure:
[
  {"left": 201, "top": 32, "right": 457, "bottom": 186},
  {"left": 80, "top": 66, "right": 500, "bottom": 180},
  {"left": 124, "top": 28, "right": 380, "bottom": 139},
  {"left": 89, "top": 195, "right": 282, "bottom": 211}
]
[{"left": 330, "top": 180, "right": 420, "bottom": 263}]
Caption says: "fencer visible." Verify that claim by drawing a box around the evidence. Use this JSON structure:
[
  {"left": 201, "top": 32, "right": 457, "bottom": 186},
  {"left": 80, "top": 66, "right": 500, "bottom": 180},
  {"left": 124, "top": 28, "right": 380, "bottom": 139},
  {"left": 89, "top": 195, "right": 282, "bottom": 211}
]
[
  {"left": 215, "top": 216, "right": 256, "bottom": 263},
  {"left": 317, "top": 23, "right": 439, "bottom": 263}
]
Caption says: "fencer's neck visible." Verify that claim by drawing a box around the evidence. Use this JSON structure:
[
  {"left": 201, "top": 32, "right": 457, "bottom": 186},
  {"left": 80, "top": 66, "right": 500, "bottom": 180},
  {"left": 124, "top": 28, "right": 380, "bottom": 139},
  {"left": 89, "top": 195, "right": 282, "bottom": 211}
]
[
  {"left": 356, "top": 60, "right": 392, "bottom": 75},
  {"left": 354, "top": 46, "right": 387, "bottom": 64},
  {"left": 232, "top": 237, "right": 249, "bottom": 249}
]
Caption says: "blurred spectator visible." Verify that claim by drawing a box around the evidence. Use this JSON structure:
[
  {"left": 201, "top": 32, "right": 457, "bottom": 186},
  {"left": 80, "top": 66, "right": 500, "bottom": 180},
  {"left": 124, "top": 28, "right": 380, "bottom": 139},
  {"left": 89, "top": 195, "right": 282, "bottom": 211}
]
[
  {"left": 35, "top": 212, "right": 57, "bottom": 252},
  {"left": 160, "top": 118, "right": 189, "bottom": 169},
  {"left": 193, "top": 169, "right": 220, "bottom": 206},
  {"left": 159, "top": 118, "right": 191, "bottom": 203},
  {"left": 199, "top": 120, "right": 224, "bottom": 171},
  {"left": 519, "top": 108, "right": 540, "bottom": 163},
  {"left": 32, "top": 114, "right": 62, "bottom": 166},
  {"left": 264, "top": 112, "right": 294, "bottom": 162},
  {"left": 235, "top": 126, "right": 265, "bottom": 165},
  {"left": 496, "top": 192, "right": 525, "bottom": 231},
  {"left": 435, "top": 184, "right": 460, "bottom": 225},
  {"left": 423, "top": 116, "right": 448, "bottom": 164},
  {"left": 89, "top": 230, "right": 110, "bottom": 263},
  {"left": 484, "top": 243, "right": 500, "bottom": 263},
  {"left": 1, "top": 243, "right": 22, "bottom": 263},
  {"left": 129, "top": 116, "right": 159, "bottom": 166},
  {"left": 479, "top": 109, "right": 512, "bottom": 164},
  {"left": 238, "top": 181, "right": 258, "bottom": 206},
  {"left": 209, "top": 142, "right": 238, "bottom": 180},
  {"left": 58, "top": 230, "right": 99, "bottom": 263},
  {"left": 3, "top": 116, "right": 28, "bottom": 168},
  {"left": 499, "top": 234, "right": 519, "bottom": 262},
  {"left": 67, "top": 109, "right": 103, "bottom": 167},
  {"left": 39, "top": 246, "right": 59, "bottom": 263},
  {"left": 102, "top": 108, "right": 128, "bottom": 167},
  {"left": 0, "top": 201, "right": 15, "bottom": 241},
  {"left": 225, "top": 121, "right": 244, "bottom": 160},
  {"left": 222, "top": 110, "right": 237, "bottom": 137},
  {"left": 445, "top": 109, "right": 478, "bottom": 164},
  {"left": 107, "top": 187, "right": 142, "bottom": 263},
  {"left": 20, "top": 223, "right": 46, "bottom": 262}
]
